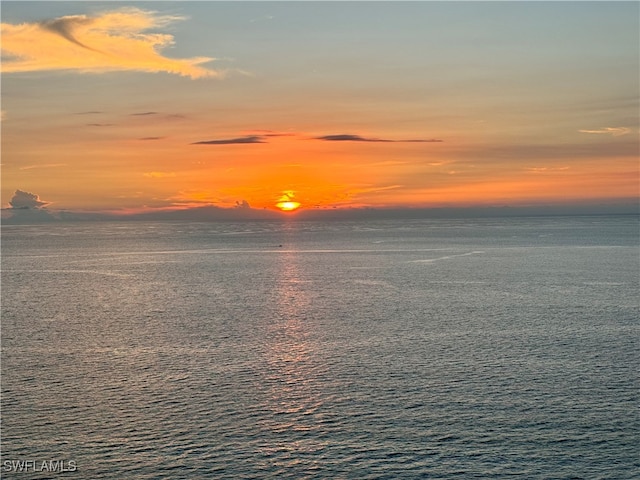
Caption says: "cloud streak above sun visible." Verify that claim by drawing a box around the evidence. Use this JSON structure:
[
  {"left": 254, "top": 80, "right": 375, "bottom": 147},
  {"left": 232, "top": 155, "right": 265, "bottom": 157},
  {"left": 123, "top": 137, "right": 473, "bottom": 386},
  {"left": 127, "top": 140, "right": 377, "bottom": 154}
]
[
  {"left": 315, "top": 134, "right": 443, "bottom": 143},
  {"left": 191, "top": 135, "right": 266, "bottom": 145},
  {"left": 0, "top": 8, "right": 218, "bottom": 78},
  {"left": 190, "top": 132, "right": 444, "bottom": 145}
]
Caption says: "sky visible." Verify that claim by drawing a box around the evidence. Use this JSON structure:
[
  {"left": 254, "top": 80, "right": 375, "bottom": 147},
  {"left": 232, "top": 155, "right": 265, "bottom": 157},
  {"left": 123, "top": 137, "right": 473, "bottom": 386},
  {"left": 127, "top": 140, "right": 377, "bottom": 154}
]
[{"left": 1, "top": 1, "right": 638, "bottom": 220}]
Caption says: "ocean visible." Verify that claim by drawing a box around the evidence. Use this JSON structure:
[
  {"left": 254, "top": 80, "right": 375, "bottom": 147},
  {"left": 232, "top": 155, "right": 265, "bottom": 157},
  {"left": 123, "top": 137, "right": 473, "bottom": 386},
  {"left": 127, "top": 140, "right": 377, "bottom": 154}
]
[{"left": 1, "top": 216, "right": 638, "bottom": 479}]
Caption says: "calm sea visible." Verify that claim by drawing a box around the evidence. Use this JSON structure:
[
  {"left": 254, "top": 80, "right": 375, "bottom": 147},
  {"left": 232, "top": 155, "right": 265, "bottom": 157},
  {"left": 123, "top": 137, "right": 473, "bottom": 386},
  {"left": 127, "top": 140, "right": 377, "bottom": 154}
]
[{"left": 1, "top": 216, "right": 638, "bottom": 479}]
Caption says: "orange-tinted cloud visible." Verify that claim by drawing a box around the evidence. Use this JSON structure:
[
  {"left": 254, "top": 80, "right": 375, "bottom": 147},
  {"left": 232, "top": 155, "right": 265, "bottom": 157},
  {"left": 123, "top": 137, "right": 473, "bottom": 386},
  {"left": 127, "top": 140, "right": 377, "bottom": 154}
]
[
  {"left": 1, "top": 8, "right": 218, "bottom": 78},
  {"left": 578, "top": 127, "right": 630, "bottom": 136}
]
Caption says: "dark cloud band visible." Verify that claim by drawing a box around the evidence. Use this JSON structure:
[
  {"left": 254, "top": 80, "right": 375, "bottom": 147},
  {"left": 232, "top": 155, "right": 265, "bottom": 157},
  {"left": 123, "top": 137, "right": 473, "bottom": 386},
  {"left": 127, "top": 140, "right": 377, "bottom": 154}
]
[
  {"left": 192, "top": 135, "right": 266, "bottom": 145},
  {"left": 315, "top": 134, "right": 442, "bottom": 143}
]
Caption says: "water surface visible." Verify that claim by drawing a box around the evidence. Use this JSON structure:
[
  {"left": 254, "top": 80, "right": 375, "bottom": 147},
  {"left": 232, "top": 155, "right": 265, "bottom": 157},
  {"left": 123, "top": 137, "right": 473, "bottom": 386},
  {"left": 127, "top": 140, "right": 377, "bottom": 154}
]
[{"left": 2, "top": 216, "right": 638, "bottom": 479}]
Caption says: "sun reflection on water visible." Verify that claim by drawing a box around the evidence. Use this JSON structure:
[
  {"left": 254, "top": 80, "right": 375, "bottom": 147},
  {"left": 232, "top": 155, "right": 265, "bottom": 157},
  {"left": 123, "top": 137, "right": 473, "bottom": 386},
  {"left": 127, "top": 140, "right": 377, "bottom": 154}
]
[{"left": 259, "top": 242, "right": 328, "bottom": 458}]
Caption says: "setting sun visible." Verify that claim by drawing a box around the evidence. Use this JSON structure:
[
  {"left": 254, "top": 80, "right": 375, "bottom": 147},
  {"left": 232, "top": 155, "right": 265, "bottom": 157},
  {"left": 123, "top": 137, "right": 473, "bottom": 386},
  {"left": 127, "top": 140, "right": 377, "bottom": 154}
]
[
  {"left": 276, "top": 191, "right": 301, "bottom": 212},
  {"left": 276, "top": 201, "right": 301, "bottom": 212}
]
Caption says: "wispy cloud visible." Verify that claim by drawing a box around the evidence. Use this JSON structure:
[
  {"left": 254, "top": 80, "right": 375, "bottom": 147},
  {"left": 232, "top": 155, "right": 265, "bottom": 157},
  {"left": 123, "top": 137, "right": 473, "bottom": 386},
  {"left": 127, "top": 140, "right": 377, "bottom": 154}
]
[
  {"left": 144, "top": 171, "right": 175, "bottom": 178},
  {"left": 525, "top": 166, "right": 570, "bottom": 174},
  {"left": 86, "top": 123, "right": 114, "bottom": 127},
  {"left": 1, "top": 8, "right": 219, "bottom": 78},
  {"left": 139, "top": 136, "right": 164, "bottom": 141},
  {"left": 579, "top": 127, "right": 630, "bottom": 137},
  {"left": 448, "top": 139, "right": 638, "bottom": 162},
  {"left": 191, "top": 135, "right": 266, "bottom": 145},
  {"left": 19, "top": 163, "right": 68, "bottom": 170},
  {"left": 315, "top": 134, "right": 443, "bottom": 143},
  {"left": 244, "top": 129, "right": 296, "bottom": 137},
  {"left": 130, "top": 111, "right": 158, "bottom": 116}
]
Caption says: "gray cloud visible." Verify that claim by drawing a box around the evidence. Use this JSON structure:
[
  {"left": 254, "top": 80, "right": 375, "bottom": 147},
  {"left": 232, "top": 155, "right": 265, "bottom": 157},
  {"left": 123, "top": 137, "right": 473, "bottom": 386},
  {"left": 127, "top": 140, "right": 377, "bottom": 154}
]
[
  {"left": 315, "top": 134, "right": 443, "bottom": 143},
  {"left": 139, "top": 136, "right": 164, "bottom": 141},
  {"left": 190, "top": 132, "right": 443, "bottom": 145},
  {"left": 40, "top": 15, "right": 100, "bottom": 52},
  {"left": 9, "top": 189, "right": 50, "bottom": 209},
  {"left": 191, "top": 135, "right": 266, "bottom": 145},
  {"left": 130, "top": 111, "right": 158, "bottom": 116},
  {"left": 3, "top": 201, "right": 638, "bottom": 224}
]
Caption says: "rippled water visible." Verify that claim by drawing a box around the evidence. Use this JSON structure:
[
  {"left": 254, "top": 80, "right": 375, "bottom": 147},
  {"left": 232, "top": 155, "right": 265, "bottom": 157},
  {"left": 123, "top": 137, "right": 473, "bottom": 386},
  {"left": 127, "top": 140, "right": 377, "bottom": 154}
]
[{"left": 2, "top": 216, "right": 638, "bottom": 479}]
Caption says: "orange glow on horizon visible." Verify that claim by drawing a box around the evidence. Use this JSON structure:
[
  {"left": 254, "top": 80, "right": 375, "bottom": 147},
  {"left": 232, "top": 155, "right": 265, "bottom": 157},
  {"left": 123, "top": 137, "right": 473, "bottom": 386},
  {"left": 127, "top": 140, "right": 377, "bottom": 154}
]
[{"left": 2, "top": 4, "right": 638, "bottom": 216}]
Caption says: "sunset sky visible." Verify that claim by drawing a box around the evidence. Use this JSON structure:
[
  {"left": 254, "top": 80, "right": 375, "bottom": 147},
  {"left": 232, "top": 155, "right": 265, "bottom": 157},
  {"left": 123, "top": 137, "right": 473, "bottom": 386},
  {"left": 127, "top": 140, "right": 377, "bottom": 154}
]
[{"left": 1, "top": 1, "right": 638, "bottom": 217}]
